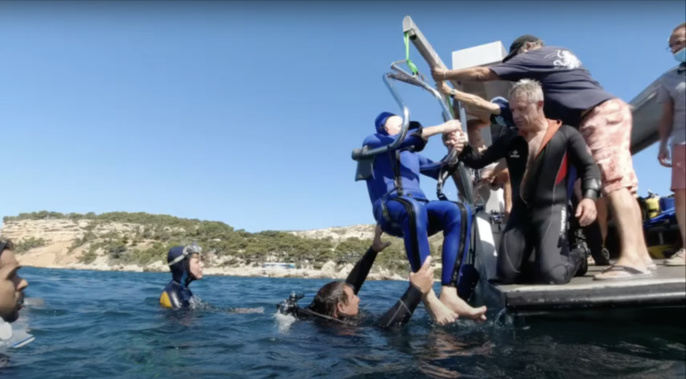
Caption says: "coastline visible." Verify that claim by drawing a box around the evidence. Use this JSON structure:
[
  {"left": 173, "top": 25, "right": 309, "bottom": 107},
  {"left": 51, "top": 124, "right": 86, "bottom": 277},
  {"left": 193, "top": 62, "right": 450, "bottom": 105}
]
[
  {"left": 19, "top": 261, "right": 408, "bottom": 281},
  {"left": 2, "top": 217, "right": 416, "bottom": 282}
]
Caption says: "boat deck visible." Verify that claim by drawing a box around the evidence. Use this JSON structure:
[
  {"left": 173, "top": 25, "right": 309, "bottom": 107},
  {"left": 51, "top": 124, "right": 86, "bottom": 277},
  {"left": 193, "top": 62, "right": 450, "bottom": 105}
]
[{"left": 489, "top": 261, "right": 686, "bottom": 316}]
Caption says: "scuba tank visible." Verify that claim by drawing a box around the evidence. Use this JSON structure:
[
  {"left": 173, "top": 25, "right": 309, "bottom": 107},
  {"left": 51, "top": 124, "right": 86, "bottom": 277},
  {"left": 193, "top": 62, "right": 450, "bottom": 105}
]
[{"left": 645, "top": 190, "right": 660, "bottom": 220}]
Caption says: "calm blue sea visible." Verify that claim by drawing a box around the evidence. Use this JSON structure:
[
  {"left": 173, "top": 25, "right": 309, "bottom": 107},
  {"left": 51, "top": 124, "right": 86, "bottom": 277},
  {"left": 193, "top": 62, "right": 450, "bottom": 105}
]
[{"left": 1, "top": 267, "right": 684, "bottom": 378}]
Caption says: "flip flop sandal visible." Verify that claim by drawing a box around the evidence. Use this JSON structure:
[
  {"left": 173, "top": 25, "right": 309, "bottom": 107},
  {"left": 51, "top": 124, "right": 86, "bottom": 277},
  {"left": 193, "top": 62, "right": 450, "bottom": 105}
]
[
  {"left": 593, "top": 264, "right": 652, "bottom": 281},
  {"left": 646, "top": 262, "right": 658, "bottom": 271}
]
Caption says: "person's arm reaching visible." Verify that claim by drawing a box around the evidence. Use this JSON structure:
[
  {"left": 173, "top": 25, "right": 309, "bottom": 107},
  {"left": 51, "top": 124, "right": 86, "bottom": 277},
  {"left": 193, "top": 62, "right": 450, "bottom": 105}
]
[
  {"left": 377, "top": 257, "right": 435, "bottom": 329},
  {"left": 363, "top": 120, "right": 462, "bottom": 154},
  {"left": 566, "top": 126, "right": 601, "bottom": 227},
  {"left": 345, "top": 225, "right": 390, "bottom": 295},
  {"left": 417, "top": 154, "right": 447, "bottom": 180},
  {"left": 436, "top": 82, "right": 501, "bottom": 123},
  {"left": 432, "top": 66, "right": 500, "bottom": 83},
  {"left": 479, "top": 160, "right": 509, "bottom": 189},
  {"left": 656, "top": 83, "right": 675, "bottom": 167},
  {"left": 420, "top": 119, "right": 462, "bottom": 139},
  {"left": 458, "top": 132, "right": 509, "bottom": 169}
]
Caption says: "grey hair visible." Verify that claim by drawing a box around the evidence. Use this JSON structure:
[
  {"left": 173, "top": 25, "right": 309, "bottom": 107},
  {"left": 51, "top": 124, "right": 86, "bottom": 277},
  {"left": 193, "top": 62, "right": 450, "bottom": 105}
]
[{"left": 508, "top": 79, "right": 544, "bottom": 104}]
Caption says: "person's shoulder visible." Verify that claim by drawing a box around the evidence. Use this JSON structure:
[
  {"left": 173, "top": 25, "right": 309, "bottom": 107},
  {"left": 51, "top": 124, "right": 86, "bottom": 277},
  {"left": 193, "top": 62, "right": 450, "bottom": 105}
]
[
  {"left": 363, "top": 133, "right": 383, "bottom": 145},
  {"left": 559, "top": 123, "right": 582, "bottom": 137},
  {"left": 658, "top": 66, "right": 683, "bottom": 83}
]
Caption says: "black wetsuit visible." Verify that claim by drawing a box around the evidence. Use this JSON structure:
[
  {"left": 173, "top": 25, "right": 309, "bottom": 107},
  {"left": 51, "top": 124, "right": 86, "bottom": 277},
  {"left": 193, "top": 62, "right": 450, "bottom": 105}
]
[
  {"left": 297, "top": 246, "right": 424, "bottom": 329},
  {"left": 459, "top": 121, "right": 601, "bottom": 284},
  {"left": 160, "top": 246, "right": 196, "bottom": 309}
]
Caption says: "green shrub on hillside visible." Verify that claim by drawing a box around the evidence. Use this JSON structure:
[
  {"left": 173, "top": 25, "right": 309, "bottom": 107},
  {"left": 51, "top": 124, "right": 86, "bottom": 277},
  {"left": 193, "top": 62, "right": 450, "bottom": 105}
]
[
  {"left": 5, "top": 211, "right": 444, "bottom": 273},
  {"left": 14, "top": 237, "right": 47, "bottom": 253}
]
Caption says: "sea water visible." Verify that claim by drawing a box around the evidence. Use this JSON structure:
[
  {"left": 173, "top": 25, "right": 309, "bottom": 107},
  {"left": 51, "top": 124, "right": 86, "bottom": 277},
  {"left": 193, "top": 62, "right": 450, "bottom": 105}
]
[{"left": 1, "top": 267, "right": 684, "bottom": 378}]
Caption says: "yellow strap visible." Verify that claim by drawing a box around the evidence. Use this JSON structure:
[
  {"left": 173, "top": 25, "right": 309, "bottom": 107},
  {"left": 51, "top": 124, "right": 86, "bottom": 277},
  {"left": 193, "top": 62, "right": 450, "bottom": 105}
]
[{"left": 160, "top": 292, "right": 172, "bottom": 308}]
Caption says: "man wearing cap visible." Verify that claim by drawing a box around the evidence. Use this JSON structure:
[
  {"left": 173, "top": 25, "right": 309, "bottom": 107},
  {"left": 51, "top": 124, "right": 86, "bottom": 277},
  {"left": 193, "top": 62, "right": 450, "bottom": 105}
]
[
  {"left": 432, "top": 35, "right": 653, "bottom": 280},
  {"left": 361, "top": 112, "right": 487, "bottom": 325},
  {"left": 160, "top": 243, "right": 204, "bottom": 309}
]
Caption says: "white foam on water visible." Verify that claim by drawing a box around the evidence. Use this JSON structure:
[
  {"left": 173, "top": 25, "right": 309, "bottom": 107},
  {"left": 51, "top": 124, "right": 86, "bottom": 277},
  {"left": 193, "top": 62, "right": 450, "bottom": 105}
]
[
  {"left": 230, "top": 307, "right": 265, "bottom": 314},
  {"left": 274, "top": 312, "right": 297, "bottom": 333}
]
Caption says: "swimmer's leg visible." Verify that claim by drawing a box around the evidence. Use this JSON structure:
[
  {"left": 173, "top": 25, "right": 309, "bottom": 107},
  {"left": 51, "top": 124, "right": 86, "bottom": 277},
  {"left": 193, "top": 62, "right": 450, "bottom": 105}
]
[
  {"left": 426, "top": 201, "right": 487, "bottom": 322},
  {"left": 383, "top": 197, "right": 431, "bottom": 272},
  {"left": 383, "top": 198, "right": 457, "bottom": 325}
]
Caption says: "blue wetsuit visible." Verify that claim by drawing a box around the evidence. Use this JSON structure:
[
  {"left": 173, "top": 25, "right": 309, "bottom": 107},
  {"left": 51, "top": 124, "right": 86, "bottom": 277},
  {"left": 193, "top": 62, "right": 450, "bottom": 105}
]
[
  {"left": 160, "top": 246, "right": 197, "bottom": 309},
  {"left": 362, "top": 114, "right": 469, "bottom": 286},
  {"left": 489, "top": 96, "right": 515, "bottom": 130}
]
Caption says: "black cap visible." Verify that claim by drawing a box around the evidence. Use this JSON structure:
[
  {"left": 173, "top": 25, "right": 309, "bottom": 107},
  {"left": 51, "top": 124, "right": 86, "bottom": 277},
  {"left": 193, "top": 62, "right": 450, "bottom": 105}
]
[{"left": 502, "top": 34, "right": 541, "bottom": 63}]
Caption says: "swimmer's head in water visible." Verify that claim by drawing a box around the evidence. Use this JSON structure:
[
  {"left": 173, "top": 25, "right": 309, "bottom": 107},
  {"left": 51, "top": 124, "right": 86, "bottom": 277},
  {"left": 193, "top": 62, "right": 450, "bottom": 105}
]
[
  {"left": 0, "top": 240, "right": 28, "bottom": 323},
  {"left": 308, "top": 281, "right": 359, "bottom": 319},
  {"left": 167, "top": 243, "right": 204, "bottom": 285}
]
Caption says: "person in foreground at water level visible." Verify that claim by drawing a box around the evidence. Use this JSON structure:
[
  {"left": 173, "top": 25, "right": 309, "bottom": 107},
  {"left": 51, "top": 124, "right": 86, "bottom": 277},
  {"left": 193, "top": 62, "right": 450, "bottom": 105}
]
[
  {"left": 361, "top": 112, "right": 487, "bottom": 325},
  {"left": 160, "top": 243, "right": 204, "bottom": 309},
  {"left": 0, "top": 240, "right": 32, "bottom": 355},
  {"left": 281, "top": 225, "right": 436, "bottom": 328},
  {"left": 450, "top": 80, "right": 602, "bottom": 284},
  {"left": 433, "top": 34, "right": 654, "bottom": 280},
  {"left": 0, "top": 241, "right": 29, "bottom": 324}
]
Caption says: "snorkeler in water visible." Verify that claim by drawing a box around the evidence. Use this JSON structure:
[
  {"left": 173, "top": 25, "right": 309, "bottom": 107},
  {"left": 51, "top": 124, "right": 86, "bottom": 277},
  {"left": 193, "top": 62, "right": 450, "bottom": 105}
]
[
  {"left": 0, "top": 240, "right": 34, "bottom": 350},
  {"left": 160, "top": 243, "right": 204, "bottom": 309},
  {"left": 277, "top": 225, "right": 436, "bottom": 328}
]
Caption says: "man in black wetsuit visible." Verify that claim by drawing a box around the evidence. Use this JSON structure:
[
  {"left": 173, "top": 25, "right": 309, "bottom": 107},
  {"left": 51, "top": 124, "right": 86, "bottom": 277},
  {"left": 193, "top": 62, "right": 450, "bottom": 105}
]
[
  {"left": 438, "top": 84, "right": 610, "bottom": 266},
  {"left": 281, "top": 225, "right": 439, "bottom": 328},
  {"left": 450, "top": 79, "right": 602, "bottom": 285}
]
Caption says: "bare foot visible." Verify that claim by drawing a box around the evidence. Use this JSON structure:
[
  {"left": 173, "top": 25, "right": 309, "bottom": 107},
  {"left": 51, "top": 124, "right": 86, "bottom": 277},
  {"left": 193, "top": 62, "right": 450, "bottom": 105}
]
[
  {"left": 439, "top": 286, "right": 487, "bottom": 322},
  {"left": 423, "top": 290, "right": 458, "bottom": 326}
]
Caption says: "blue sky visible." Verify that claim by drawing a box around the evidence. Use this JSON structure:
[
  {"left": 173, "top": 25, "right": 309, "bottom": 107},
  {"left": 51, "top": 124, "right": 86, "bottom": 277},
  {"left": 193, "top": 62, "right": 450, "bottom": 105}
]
[{"left": 0, "top": 1, "right": 684, "bottom": 232}]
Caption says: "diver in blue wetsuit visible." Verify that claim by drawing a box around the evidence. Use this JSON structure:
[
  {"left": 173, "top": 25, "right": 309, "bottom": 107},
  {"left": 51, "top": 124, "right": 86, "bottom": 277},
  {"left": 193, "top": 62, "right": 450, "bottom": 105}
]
[
  {"left": 160, "top": 243, "right": 204, "bottom": 309},
  {"left": 362, "top": 112, "right": 487, "bottom": 325}
]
